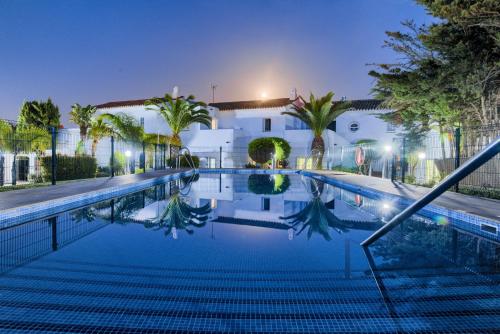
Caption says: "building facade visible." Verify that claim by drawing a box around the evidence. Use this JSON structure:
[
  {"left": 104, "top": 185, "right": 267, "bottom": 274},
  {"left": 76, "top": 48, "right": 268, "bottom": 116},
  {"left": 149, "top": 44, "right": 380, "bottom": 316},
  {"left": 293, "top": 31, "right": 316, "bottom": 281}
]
[{"left": 94, "top": 94, "right": 397, "bottom": 169}]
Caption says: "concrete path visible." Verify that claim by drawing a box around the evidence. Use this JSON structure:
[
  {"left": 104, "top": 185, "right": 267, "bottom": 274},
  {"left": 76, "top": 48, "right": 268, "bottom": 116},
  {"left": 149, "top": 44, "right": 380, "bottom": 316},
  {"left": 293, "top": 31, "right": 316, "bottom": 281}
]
[
  {"left": 314, "top": 170, "right": 500, "bottom": 222},
  {"left": 0, "top": 169, "right": 189, "bottom": 211}
]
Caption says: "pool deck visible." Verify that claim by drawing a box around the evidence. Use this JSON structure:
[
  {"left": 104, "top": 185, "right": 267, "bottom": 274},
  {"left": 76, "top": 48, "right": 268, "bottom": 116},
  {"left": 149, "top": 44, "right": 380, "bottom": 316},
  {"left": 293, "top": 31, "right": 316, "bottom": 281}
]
[
  {"left": 0, "top": 169, "right": 189, "bottom": 211},
  {"left": 0, "top": 168, "right": 498, "bottom": 224},
  {"left": 312, "top": 170, "right": 500, "bottom": 223}
]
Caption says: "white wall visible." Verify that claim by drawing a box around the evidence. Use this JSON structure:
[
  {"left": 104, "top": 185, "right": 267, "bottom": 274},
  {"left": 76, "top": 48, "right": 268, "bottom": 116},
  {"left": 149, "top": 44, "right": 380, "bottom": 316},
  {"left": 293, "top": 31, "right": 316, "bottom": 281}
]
[{"left": 336, "top": 109, "right": 398, "bottom": 145}]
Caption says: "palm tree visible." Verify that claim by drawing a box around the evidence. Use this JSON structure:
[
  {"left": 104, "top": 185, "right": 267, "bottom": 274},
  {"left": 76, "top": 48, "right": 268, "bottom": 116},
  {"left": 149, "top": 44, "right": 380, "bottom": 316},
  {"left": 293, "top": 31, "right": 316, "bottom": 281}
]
[
  {"left": 145, "top": 94, "right": 211, "bottom": 146},
  {"left": 88, "top": 113, "right": 144, "bottom": 157},
  {"left": 144, "top": 193, "right": 210, "bottom": 238},
  {"left": 282, "top": 92, "right": 350, "bottom": 169},
  {"left": 0, "top": 120, "right": 51, "bottom": 185},
  {"left": 69, "top": 104, "right": 97, "bottom": 142}
]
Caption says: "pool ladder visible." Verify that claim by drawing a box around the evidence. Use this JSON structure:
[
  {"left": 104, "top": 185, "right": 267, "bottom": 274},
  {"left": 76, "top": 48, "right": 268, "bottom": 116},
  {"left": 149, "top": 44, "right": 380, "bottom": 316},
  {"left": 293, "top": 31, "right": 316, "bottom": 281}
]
[
  {"left": 361, "top": 137, "right": 500, "bottom": 247},
  {"left": 176, "top": 147, "right": 198, "bottom": 172}
]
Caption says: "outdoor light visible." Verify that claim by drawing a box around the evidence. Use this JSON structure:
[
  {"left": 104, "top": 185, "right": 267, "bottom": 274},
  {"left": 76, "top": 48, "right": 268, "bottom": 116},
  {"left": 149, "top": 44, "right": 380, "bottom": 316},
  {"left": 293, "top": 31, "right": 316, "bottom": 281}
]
[
  {"left": 125, "top": 150, "right": 132, "bottom": 157},
  {"left": 382, "top": 202, "right": 391, "bottom": 210},
  {"left": 260, "top": 91, "right": 268, "bottom": 99},
  {"left": 383, "top": 145, "right": 392, "bottom": 153},
  {"left": 417, "top": 152, "right": 426, "bottom": 160}
]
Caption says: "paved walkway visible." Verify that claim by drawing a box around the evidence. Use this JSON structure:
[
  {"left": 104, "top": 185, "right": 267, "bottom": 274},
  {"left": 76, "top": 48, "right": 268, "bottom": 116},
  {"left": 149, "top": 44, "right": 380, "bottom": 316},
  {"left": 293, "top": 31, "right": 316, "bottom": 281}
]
[
  {"left": 314, "top": 170, "right": 500, "bottom": 222},
  {"left": 0, "top": 169, "right": 189, "bottom": 211}
]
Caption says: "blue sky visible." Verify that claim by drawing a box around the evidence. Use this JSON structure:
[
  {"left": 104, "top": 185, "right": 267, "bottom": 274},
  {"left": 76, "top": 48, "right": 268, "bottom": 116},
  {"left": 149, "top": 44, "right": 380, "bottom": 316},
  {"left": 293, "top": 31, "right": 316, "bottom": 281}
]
[{"left": 0, "top": 0, "right": 433, "bottom": 125}]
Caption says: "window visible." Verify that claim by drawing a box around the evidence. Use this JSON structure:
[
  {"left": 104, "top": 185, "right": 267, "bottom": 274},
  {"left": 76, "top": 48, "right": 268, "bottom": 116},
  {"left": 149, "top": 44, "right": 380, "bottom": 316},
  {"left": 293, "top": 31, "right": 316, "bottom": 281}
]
[
  {"left": 261, "top": 197, "right": 270, "bottom": 211},
  {"left": 386, "top": 122, "right": 396, "bottom": 133},
  {"left": 263, "top": 118, "right": 271, "bottom": 132},
  {"left": 349, "top": 122, "right": 359, "bottom": 132}
]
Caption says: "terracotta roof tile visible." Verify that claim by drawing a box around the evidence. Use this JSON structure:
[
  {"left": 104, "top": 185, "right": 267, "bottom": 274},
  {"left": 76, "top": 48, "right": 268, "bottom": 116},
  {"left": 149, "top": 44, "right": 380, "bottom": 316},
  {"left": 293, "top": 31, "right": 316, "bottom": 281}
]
[{"left": 94, "top": 96, "right": 385, "bottom": 111}]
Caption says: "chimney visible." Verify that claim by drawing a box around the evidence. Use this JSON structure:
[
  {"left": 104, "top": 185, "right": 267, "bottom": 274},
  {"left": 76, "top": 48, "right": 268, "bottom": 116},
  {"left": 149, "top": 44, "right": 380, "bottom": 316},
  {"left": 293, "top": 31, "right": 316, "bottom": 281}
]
[
  {"left": 172, "top": 86, "right": 179, "bottom": 99},
  {"left": 290, "top": 88, "right": 298, "bottom": 100}
]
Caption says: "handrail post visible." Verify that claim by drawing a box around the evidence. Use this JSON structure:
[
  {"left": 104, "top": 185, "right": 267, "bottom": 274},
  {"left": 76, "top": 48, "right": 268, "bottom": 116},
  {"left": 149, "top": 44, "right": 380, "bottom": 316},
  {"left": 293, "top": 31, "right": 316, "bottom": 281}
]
[
  {"left": 361, "top": 138, "right": 499, "bottom": 247},
  {"left": 454, "top": 127, "right": 461, "bottom": 192}
]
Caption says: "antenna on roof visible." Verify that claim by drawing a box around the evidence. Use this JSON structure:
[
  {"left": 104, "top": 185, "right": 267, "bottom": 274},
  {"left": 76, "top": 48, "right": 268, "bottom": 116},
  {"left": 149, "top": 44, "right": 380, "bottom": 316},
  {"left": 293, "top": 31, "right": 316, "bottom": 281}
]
[{"left": 210, "top": 83, "right": 217, "bottom": 103}]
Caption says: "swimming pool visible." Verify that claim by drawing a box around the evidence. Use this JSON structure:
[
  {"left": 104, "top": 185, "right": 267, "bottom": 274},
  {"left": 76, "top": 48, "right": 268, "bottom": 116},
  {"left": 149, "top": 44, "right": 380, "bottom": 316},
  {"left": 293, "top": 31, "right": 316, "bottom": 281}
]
[{"left": 0, "top": 172, "right": 498, "bottom": 333}]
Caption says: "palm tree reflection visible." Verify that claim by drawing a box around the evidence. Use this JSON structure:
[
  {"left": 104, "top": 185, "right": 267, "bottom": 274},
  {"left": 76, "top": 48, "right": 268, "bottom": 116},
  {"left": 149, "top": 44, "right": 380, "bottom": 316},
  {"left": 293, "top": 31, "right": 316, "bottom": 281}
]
[
  {"left": 144, "top": 193, "right": 210, "bottom": 239},
  {"left": 282, "top": 179, "right": 373, "bottom": 240}
]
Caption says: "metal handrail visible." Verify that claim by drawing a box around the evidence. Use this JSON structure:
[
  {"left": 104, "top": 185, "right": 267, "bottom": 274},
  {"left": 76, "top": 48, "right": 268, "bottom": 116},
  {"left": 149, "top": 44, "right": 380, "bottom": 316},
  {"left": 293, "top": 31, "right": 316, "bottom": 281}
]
[
  {"left": 177, "top": 146, "right": 197, "bottom": 171},
  {"left": 361, "top": 137, "right": 500, "bottom": 247}
]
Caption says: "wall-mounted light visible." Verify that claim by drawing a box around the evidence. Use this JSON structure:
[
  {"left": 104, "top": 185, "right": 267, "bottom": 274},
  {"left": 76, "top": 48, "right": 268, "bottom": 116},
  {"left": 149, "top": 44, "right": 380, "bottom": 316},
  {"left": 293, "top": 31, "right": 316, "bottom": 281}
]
[{"left": 417, "top": 152, "right": 426, "bottom": 160}]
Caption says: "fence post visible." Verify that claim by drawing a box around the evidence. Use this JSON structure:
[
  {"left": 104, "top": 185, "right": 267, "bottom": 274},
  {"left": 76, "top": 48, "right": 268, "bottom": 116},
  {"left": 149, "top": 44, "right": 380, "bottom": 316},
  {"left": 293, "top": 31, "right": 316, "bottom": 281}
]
[
  {"left": 400, "top": 138, "right": 406, "bottom": 183},
  {"left": 454, "top": 127, "right": 461, "bottom": 192},
  {"left": 154, "top": 144, "right": 158, "bottom": 170},
  {"left": 162, "top": 144, "right": 166, "bottom": 169},
  {"left": 141, "top": 141, "right": 146, "bottom": 170},
  {"left": 51, "top": 127, "right": 57, "bottom": 185},
  {"left": 219, "top": 146, "right": 222, "bottom": 168},
  {"left": 0, "top": 154, "right": 4, "bottom": 187},
  {"left": 110, "top": 136, "right": 115, "bottom": 177}
]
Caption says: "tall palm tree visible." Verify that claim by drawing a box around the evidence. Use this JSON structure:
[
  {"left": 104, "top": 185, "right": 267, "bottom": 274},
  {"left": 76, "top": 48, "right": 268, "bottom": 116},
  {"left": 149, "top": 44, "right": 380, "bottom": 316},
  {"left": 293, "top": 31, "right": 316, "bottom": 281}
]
[
  {"left": 88, "top": 113, "right": 144, "bottom": 157},
  {"left": 145, "top": 94, "right": 211, "bottom": 146},
  {"left": 69, "top": 104, "right": 97, "bottom": 142},
  {"left": 282, "top": 92, "right": 350, "bottom": 169},
  {"left": 144, "top": 193, "right": 210, "bottom": 238}
]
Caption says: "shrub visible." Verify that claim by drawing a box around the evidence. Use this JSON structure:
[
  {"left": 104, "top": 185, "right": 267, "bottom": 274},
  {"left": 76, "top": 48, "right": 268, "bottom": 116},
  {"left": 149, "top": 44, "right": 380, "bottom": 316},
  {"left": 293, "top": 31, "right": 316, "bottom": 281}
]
[
  {"left": 245, "top": 162, "right": 258, "bottom": 168},
  {"left": 247, "top": 174, "right": 290, "bottom": 195},
  {"left": 248, "top": 137, "right": 291, "bottom": 165},
  {"left": 167, "top": 155, "right": 200, "bottom": 168},
  {"left": 110, "top": 151, "right": 126, "bottom": 175},
  {"left": 41, "top": 155, "right": 97, "bottom": 181}
]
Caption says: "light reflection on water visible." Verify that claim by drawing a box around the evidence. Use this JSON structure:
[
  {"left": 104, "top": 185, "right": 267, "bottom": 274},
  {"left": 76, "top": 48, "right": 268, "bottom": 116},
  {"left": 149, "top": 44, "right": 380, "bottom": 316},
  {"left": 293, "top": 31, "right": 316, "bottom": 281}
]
[{"left": 0, "top": 173, "right": 498, "bottom": 333}]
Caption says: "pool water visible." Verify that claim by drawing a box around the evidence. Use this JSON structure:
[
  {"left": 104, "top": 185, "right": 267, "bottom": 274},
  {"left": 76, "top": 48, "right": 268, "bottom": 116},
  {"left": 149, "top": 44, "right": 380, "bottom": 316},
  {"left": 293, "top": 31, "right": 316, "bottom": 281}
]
[{"left": 0, "top": 173, "right": 498, "bottom": 333}]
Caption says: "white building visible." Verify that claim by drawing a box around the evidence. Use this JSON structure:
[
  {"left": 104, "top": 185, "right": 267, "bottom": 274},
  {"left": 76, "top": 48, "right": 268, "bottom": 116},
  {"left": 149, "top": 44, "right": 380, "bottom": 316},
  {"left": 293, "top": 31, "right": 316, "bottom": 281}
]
[{"left": 94, "top": 92, "right": 397, "bottom": 169}]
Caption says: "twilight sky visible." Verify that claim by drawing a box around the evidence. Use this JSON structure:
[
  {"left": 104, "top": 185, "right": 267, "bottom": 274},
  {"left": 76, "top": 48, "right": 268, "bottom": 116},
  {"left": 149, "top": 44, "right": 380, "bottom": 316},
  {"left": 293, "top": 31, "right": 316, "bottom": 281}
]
[{"left": 0, "top": 0, "right": 433, "bottom": 125}]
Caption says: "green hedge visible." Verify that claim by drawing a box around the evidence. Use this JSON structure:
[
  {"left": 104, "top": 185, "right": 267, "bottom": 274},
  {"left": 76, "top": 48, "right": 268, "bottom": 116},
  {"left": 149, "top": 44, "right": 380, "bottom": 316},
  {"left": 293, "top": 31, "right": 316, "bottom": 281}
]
[
  {"left": 41, "top": 155, "right": 97, "bottom": 181},
  {"left": 248, "top": 137, "right": 291, "bottom": 165},
  {"left": 167, "top": 155, "right": 200, "bottom": 168}
]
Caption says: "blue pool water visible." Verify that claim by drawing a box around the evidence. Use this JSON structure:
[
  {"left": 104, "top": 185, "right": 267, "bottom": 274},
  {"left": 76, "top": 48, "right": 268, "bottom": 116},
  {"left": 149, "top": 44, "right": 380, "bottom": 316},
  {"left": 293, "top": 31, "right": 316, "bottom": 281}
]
[{"left": 0, "top": 173, "right": 498, "bottom": 333}]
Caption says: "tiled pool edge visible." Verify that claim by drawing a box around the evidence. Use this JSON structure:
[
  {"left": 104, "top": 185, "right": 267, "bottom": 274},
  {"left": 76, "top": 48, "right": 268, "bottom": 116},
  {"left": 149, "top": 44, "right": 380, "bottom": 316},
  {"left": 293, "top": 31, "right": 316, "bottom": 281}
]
[
  {"left": 0, "top": 170, "right": 195, "bottom": 229},
  {"left": 200, "top": 168, "right": 499, "bottom": 239}
]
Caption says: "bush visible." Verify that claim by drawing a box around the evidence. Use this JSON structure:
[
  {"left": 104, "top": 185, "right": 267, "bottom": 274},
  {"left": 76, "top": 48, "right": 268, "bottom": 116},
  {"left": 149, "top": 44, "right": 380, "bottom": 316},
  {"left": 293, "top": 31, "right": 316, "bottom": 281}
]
[
  {"left": 247, "top": 174, "right": 290, "bottom": 195},
  {"left": 110, "top": 151, "right": 126, "bottom": 175},
  {"left": 41, "top": 155, "right": 97, "bottom": 181},
  {"left": 245, "top": 162, "right": 258, "bottom": 168},
  {"left": 167, "top": 155, "right": 200, "bottom": 168},
  {"left": 248, "top": 137, "right": 291, "bottom": 165}
]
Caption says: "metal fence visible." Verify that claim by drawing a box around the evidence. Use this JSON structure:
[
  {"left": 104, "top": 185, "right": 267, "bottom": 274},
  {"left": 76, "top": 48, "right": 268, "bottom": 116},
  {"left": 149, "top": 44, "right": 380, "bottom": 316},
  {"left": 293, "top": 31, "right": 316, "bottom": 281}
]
[
  {"left": 330, "top": 124, "right": 499, "bottom": 198},
  {"left": 0, "top": 127, "right": 173, "bottom": 188}
]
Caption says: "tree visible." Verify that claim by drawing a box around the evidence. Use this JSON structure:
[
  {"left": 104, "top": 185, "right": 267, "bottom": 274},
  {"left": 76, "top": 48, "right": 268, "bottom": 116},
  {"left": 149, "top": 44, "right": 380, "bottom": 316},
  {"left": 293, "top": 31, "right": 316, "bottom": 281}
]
[
  {"left": 0, "top": 120, "right": 51, "bottom": 185},
  {"left": 70, "top": 104, "right": 97, "bottom": 141},
  {"left": 145, "top": 94, "right": 211, "bottom": 146},
  {"left": 18, "top": 98, "right": 61, "bottom": 129},
  {"left": 370, "top": 0, "right": 499, "bottom": 130},
  {"left": 282, "top": 93, "right": 350, "bottom": 169},
  {"left": 88, "top": 113, "right": 144, "bottom": 157}
]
